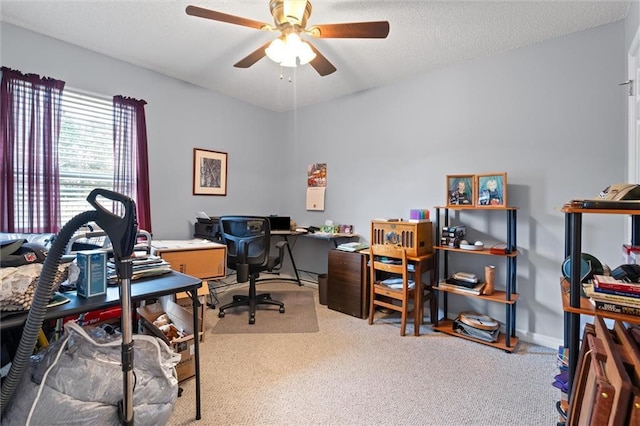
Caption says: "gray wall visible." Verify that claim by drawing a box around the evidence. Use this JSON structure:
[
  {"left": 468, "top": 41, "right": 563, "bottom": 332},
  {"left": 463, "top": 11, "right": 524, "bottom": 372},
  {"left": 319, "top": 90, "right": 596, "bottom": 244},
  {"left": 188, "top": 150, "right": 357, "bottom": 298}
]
[
  {"left": 282, "top": 21, "right": 627, "bottom": 347},
  {"left": 1, "top": 18, "right": 632, "bottom": 348},
  {"left": 1, "top": 22, "right": 286, "bottom": 239}
]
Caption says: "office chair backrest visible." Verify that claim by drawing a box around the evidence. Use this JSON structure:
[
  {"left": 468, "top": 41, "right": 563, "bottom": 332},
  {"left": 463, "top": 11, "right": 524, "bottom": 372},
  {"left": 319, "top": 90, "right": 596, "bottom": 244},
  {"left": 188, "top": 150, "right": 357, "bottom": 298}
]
[{"left": 219, "top": 216, "right": 271, "bottom": 283}]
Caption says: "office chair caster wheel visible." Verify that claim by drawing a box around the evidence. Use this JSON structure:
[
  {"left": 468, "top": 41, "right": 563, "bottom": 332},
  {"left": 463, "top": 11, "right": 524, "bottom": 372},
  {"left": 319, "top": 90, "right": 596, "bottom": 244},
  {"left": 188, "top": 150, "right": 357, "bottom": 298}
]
[
  {"left": 279, "top": 306, "right": 285, "bottom": 314},
  {"left": 218, "top": 311, "right": 225, "bottom": 318},
  {"left": 249, "top": 315, "right": 255, "bottom": 325}
]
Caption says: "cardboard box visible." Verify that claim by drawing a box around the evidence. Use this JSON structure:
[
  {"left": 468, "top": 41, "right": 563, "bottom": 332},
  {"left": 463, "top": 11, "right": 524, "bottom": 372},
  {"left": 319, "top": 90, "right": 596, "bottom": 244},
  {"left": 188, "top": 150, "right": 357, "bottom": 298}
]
[
  {"left": 137, "top": 299, "right": 197, "bottom": 382},
  {"left": 173, "top": 285, "right": 208, "bottom": 342},
  {"left": 76, "top": 249, "right": 108, "bottom": 297}
]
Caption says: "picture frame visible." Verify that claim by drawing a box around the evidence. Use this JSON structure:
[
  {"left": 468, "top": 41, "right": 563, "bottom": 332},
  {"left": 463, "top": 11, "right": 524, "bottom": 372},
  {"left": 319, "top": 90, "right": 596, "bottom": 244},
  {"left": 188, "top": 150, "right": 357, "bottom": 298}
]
[
  {"left": 447, "top": 174, "right": 475, "bottom": 207},
  {"left": 476, "top": 173, "right": 507, "bottom": 207},
  {"left": 193, "top": 148, "right": 227, "bottom": 196}
]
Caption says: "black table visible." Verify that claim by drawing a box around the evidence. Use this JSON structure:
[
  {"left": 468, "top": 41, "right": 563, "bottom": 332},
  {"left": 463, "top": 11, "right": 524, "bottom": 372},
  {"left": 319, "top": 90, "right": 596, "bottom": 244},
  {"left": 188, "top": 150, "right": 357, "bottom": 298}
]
[{"left": 0, "top": 271, "right": 203, "bottom": 420}]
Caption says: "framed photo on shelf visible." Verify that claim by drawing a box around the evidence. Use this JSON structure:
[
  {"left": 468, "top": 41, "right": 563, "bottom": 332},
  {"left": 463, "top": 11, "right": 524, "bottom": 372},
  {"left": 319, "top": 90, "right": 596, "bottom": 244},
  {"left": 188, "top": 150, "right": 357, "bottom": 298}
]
[
  {"left": 476, "top": 173, "right": 507, "bottom": 207},
  {"left": 193, "top": 148, "right": 228, "bottom": 196},
  {"left": 447, "top": 174, "right": 475, "bottom": 207}
]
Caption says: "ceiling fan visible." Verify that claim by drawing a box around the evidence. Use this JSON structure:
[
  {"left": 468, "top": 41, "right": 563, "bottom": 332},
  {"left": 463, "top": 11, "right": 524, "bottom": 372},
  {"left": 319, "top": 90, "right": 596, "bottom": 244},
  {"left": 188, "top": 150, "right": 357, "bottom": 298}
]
[{"left": 186, "top": 1, "right": 390, "bottom": 76}]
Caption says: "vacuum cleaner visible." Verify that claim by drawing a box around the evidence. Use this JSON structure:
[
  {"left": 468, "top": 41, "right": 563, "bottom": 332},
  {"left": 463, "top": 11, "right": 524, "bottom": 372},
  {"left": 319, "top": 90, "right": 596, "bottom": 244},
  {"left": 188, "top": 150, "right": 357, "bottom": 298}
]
[{"left": 0, "top": 188, "right": 139, "bottom": 425}]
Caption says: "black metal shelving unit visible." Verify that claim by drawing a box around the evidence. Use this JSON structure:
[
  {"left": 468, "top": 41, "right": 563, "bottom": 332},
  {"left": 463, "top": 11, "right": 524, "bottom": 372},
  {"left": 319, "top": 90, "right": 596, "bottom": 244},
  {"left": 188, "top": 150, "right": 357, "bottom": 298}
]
[{"left": 561, "top": 205, "right": 640, "bottom": 396}]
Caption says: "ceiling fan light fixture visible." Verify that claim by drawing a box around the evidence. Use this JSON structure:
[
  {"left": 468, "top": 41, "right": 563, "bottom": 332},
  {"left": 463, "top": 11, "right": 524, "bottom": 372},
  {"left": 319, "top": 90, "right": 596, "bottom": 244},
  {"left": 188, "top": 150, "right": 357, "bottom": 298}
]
[
  {"left": 265, "top": 33, "right": 316, "bottom": 67},
  {"left": 297, "top": 40, "right": 316, "bottom": 65},
  {"left": 265, "top": 37, "right": 286, "bottom": 63}
]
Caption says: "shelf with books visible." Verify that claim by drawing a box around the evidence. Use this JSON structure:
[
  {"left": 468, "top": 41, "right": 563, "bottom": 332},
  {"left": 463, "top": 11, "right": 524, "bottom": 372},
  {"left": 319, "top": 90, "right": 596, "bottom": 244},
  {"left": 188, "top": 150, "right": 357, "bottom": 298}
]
[
  {"left": 432, "top": 206, "right": 518, "bottom": 353},
  {"left": 559, "top": 279, "right": 640, "bottom": 323},
  {"left": 560, "top": 205, "right": 640, "bottom": 401}
]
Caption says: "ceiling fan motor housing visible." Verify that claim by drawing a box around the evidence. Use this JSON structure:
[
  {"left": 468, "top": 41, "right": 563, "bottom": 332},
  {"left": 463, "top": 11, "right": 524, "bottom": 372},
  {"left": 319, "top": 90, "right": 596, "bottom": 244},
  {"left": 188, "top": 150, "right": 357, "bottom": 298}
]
[{"left": 269, "top": 0, "right": 312, "bottom": 31}]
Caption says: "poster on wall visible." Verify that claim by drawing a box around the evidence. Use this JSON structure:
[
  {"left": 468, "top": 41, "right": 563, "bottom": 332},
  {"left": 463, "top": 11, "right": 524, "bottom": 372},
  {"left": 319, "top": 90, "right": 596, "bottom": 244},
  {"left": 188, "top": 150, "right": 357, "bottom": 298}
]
[{"left": 306, "top": 163, "right": 326, "bottom": 211}]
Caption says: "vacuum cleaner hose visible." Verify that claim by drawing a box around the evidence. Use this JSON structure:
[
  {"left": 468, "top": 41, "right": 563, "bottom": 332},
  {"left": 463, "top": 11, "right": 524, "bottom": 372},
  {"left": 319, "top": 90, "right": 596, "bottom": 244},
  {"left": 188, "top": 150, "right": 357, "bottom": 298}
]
[{"left": 0, "top": 210, "right": 98, "bottom": 416}]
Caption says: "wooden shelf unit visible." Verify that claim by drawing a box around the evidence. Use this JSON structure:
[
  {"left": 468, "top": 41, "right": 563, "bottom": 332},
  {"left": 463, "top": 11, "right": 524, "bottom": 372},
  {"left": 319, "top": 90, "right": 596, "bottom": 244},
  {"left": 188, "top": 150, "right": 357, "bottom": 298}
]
[
  {"left": 560, "top": 205, "right": 640, "bottom": 397},
  {"left": 433, "top": 206, "right": 519, "bottom": 352}
]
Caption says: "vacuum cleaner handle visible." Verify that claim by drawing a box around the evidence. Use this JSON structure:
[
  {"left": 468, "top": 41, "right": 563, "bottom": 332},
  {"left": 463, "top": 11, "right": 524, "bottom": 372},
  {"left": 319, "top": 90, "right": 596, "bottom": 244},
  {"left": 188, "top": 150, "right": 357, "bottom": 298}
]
[{"left": 87, "top": 189, "right": 138, "bottom": 260}]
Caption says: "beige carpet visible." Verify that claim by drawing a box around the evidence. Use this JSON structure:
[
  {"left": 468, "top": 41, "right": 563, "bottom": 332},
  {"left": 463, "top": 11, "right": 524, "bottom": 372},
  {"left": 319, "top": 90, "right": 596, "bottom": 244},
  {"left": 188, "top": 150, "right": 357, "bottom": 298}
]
[
  {"left": 169, "top": 281, "right": 559, "bottom": 426},
  {"left": 211, "top": 289, "right": 319, "bottom": 334}
]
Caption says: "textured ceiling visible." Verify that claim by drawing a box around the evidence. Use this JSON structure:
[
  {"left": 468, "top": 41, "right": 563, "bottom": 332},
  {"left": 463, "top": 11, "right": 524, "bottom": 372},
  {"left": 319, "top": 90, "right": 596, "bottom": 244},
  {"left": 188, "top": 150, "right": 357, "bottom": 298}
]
[{"left": 0, "top": 1, "right": 631, "bottom": 112}]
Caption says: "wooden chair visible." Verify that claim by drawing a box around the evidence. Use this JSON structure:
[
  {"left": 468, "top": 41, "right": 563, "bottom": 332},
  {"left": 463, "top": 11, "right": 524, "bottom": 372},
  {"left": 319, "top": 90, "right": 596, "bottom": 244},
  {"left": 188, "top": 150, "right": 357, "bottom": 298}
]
[{"left": 368, "top": 244, "right": 417, "bottom": 336}]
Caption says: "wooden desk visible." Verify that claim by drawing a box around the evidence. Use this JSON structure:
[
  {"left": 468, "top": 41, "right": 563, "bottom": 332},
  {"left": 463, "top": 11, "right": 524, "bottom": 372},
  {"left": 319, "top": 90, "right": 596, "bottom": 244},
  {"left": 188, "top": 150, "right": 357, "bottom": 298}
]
[{"left": 0, "top": 271, "right": 204, "bottom": 421}]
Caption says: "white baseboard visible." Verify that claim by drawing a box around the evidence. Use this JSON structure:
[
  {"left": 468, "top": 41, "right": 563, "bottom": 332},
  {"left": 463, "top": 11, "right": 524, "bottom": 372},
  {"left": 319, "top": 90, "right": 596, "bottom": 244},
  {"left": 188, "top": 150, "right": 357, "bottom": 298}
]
[{"left": 515, "top": 329, "right": 563, "bottom": 349}]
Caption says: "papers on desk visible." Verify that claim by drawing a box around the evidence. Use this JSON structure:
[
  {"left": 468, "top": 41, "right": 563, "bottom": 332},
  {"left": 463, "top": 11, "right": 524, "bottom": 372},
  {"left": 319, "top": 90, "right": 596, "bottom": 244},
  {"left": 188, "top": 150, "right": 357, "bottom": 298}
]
[
  {"left": 336, "top": 242, "right": 369, "bottom": 252},
  {"left": 107, "top": 255, "right": 172, "bottom": 282}
]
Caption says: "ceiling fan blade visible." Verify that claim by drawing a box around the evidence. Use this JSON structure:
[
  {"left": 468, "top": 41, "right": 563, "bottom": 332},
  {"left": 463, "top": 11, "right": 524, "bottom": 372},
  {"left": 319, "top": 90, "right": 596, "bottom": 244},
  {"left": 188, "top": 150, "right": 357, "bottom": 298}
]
[
  {"left": 186, "top": 5, "right": 272, "bottom": 31},
  {"left": 233, "top": 41, "right": 271, "bottom": 68},
  {"left": 307, "top": 21, "right": 390, "bottom": 39},
  {"left": 307, "top": 43, "right": 336, "bottom": 76}
]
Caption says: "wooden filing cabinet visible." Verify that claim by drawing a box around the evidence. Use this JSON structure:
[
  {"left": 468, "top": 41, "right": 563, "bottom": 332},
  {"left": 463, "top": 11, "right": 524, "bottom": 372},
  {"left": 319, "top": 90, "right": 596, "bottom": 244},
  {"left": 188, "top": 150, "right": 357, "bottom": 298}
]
[
  {"left": 327, "top": 249, "right": 369, "bottom": 319},
  {"left": 152, "top": 240, "right": 226, "bottom": 279}
]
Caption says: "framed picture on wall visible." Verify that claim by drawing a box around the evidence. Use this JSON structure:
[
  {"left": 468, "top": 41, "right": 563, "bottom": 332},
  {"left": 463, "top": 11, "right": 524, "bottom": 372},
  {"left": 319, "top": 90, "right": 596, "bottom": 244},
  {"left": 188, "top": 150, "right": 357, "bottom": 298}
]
[
  {"left": 193, "top": 148, "right": 228, "bottom": 196},
  {"left": 447, "top": 174, "right": 475, "bottom": 207},
  {"left": 476, "top": 173, "right": 507, "bottom": 207}
]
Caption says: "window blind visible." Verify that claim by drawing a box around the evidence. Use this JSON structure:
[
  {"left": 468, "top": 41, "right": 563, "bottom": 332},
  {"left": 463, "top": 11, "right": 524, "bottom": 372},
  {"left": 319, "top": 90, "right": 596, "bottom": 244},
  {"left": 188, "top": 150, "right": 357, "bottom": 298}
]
[{"left": 58, "top": 88, "right": 113, "bottom": 224}]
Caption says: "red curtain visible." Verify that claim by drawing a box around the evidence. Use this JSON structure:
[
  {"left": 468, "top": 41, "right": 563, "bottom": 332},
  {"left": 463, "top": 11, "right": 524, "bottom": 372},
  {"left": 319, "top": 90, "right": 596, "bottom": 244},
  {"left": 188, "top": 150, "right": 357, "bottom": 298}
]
[
  {"left": 113, "top": 95, "right": 152, "bottom": 234},
  {"left": 0, "top": 66, "right": 65, "bottom": 233}
]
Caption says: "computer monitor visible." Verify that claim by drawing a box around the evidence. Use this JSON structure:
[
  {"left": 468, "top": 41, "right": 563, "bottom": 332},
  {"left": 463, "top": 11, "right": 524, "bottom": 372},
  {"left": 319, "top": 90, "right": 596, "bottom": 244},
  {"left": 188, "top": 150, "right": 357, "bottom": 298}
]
[{"left": 268, "top": 216, "right": 291, "bottom": 232}]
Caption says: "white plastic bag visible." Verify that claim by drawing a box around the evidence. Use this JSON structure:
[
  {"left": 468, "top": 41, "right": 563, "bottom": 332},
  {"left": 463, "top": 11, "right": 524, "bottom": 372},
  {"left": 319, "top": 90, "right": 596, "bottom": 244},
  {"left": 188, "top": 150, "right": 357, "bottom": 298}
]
[{"left": 3, "top": 321, "right": 181, "bottom": 425}]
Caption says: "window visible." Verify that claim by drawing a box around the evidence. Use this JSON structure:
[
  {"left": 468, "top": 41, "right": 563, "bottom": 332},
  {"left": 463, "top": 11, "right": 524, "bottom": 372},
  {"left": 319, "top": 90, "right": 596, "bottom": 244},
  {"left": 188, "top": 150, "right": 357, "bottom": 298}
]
[
  {"left": 2, "top": 67, "right": 151, "bottom": 234},
  {"left": 58, "top": 88, "right": 114, "bottom": 225}
]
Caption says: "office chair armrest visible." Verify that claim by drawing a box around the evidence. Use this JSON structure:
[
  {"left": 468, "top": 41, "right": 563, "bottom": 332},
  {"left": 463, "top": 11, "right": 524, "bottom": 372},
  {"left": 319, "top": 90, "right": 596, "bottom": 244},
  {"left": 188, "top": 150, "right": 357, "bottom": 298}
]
[
  {"left": 272, "top": 240, "right": 287, "bottom": 269},
  {"left": 275, "top": 240, "right": 287, "bottom": 255}
]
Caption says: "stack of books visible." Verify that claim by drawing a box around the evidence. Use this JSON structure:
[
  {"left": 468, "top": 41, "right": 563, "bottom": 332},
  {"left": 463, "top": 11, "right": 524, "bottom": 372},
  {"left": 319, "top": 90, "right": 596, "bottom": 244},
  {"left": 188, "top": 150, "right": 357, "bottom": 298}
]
[
  {"left": 582, "top": 274, "right": 640, "bottom": 316},
  {"left": 438, "top": 278, "right": 486, "bottom": 295},
  {"left": 440, "top": 225, "right": 466, "bottom": 248}
]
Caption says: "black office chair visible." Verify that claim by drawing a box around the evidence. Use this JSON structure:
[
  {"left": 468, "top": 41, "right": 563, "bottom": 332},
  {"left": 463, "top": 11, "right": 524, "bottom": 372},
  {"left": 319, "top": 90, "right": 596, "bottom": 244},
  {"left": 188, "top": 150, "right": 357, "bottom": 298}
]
[{"left": 218, "top": 216, "right": 286, "bottom": 324}]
